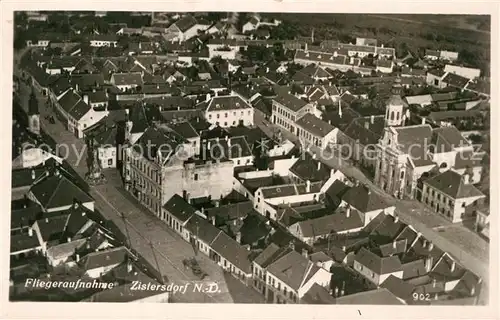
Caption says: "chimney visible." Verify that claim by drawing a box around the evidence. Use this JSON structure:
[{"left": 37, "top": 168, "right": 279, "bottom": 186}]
[
  {"left": 201, "top": 207, "right": 205, "bottom": 214},
  {"left": 470, "top": 285, "right": 476, "bottom": 296},
  {"left": 289, "top": 240, "right": 295, "bottom": 251},
  {"left": 215, "top": 200, "right": 220, "bottom": 208},
  {"left": 428, "top": 242, "right": 434, "bottom": 251},
  {"left": 76, "top": 254, "right": 80, "bottom": 262},
  {"left": 28, "top": 227, "right": 33, "bottom": 237},
  {"left": 422, "top": 117, "right": 426, "bottom": 125},
  {"left": 317, "top": 161, "right": 321, "bottom": 171},
  {"left": 346, "top": 206, "right": 351, "bottom": 218},
  {"left": 370, "top": 115, "right": 374, "bottom": 124},
  {"left": 31, "top": 170, "right": 36, "bottom": 180},
  {"left": 392, "top": 240, "right": 397, "bottom": 249},
  {"left": 462, "top": 173, "right": 471, "bottom": 185},
  {"left": 425, "top": 256, "right": 433, "bottom": 272},
  {"left": 236, "top": 232, "right": 241, "bottom": 244},
  {"left": 364, "top": 121, "right": 369, "bottom": 129},
  {"left": 127, "top": 261, "right": 133, "bottom": 273},
  {"left": 341, "top": 245, "right": 346, "bottom": 251},
  {"left": 306, "top": 180, "right": 311, "bottom": 193},
  {"left": 334, "top": 287, "right": 339, "bottom": 297},
  {"left": 432, "top": 278, "right": 437, "bottom": 288},
  {"left": 394, "top": 215, "right": 399, "bottom": 223},
  {"left": 312, "top": 153, "right": 317, "bottom": 160},
  {"left": 266, "top": 67, "right": 269, "bottom": 73},
  {"left": 211, "top": 215, "right": 216, "bottom": 225},
  {"left": 206, "top": 93, "right": 211, "bottom": 102},
  {"left": 67, "top": 237, "right": 72, "bottom": 243},
  {"left": 83, "top": 94, "right": 89, "bottom": 105},
  {"left": 302, "top": 248, "right": 308, "bottom": 258},
  {"left": 451, "top": 260, "right": 456, "bottom": 272},
  {"left": 45, "top": 218, "right": 49, "bottom": 223}
]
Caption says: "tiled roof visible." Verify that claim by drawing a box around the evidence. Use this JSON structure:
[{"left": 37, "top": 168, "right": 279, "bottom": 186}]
[
  {"left": 35, "top": 214, "right": 71, "bottom": 242},
  {"left": 289, "top": 153, "right": 331, "bottom": 183},
  {"left": 401, "top": 259, "right": 428, "bottom": 280},
  {"left": 59, "top": 90, "right": 82, "bottom": 113},
  {"left": 301, "top": 283, "right": 336, "bottom": 304},
  {"left": 454, "top": 149, "right": 484, "bottom": 169},
  {"left": 334, "top": 288, "right": 404, "bottom": 305},
  {"left": 272, "top": 92, "right": 309, "bottom": 112},
  {"left": 80, "top": 246, "right": 128, "bottom": 270},
  {"left": 111, "top": 72, "right": 143, "bottom": 86},
  {"left": 442, "top": 72, "right": 470, "bottom": 88},
  {"left": 29, "top": 172, "right": 93, "bottom": 210},
  {"left": 424, "top": 170, "right": 484, "bottom": 199},
  {"left": 354, "top": 247, "right": 403, "bottom": 275},
  {"left": 379, "top": 239, "right": 407, "bottom": 257},
  {"left": 11, "top": 167, "right": 47, "bottom": 189},
  {"left": 267, "top": 249, "right": 317, "bottom": 291},
  {"left": 163, "top": 194, "right": 196, "bottom": 223},
  {"left": 380, "top": 275, "right": 416, "bottom": 302},
  {"left": 260, "top": 181, "right": 323, "bottom": 199},
  {"left": 343, "top": 115, "right": 385, "bottom": 146},
  {"left": 393, "top": 125, "right": 435, "bottom": 167},
  {"left": 210, "top": 231, "right": 252, "bottom": 273},
  {"left": 295, "top": 113, "right": 336, "bottom": 138},
  {"left": 295, "top": 207, "right": 364, "bottom": 237},
  {"left": 341, "top": 185, "right": 390, "bottom": 213},
  {"left": 206, "top": 95, "right": 252, "bottom": 112},
  {"left": 431, "top": 126, "right": 469, "bottom": 153},
  {"left": 167, "top": 121, "right": 199, "bottom": 139},
  {"left": 11, "top": 202, "right": 43, "bottom": 229},
  {"left": 185, "top": 214, "right": 221, "bottom": 245},
  {"left": 253, "top": 243, "right": 285, "bottom": 268},
  {"left": 11, "top": 233, "right": 41, "bottom": 252},
  {"left": 67, "top": 100, "right": 91, "bottom": 121},
  {"left": 173, "top": 15, "right": 197, "bottom": 32}
]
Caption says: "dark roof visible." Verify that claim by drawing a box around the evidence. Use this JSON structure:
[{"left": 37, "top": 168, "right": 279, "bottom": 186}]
[
  {"left": 301, "top": 283, "right": 336, "bottom": 304},
  {"left": 296, "top": 113, "right": 336, "bottom": 138},
  {"left": 296, "top": 207, "right": 364, "bottom": 237},
  {"left": 35, "top": 214, "right": 70, "bottom": 242},
  {"left": 206, "top": 95, "right": 252, "bottom": 112},
  {"left": 253, "top": 243, "right": 287, "bottom": 268},
  {"left": 93, "top": 126, "right": 117, "bottom": 146},
  {"left": 12, "top": 167, "right": 48, "bottom": 189},
  {"left": 59, "top": 90, "right": 82, "bottom": 113},
  {"left": 354, "top": 247, "right": 403, "bottom": 275},
  {"left": 29, "top": 172, "right": 93, "bottom": 210},
  {"left": 167, "top": 121, "right": 199, "bottom": 139},
  {"left": 393, "top": 125, "right": 434, "bottom": 167},
  {"left": 260, "top": 181, "right": 323, "bottom": 198},
  {"left": 325, "top": 180, "right": 350, "bottom": 201},
  {"left": 80, "top": 246, "right": 128, "bottom": 270},
  {"left": 341, "top": 185, "right": 391, "bottom": 212},
  {"left": 111, "top": 72, "right": 143, "bottom": 86},
  {"left": 424, "top": 170, "right": 484, "bottom": 199},
  {"left": 185, "top": 214, "right": 221, "bottom": 245},
  {"left": 11, "top": 233, "right": 41, "bottom": 252},
  {"left": 204, "top": 136, "right": 253, "bottom": 160},
  {"left": 401, "top": 259, "right": 428, "bottom": 280},
  {"left": 334, "top": 288, "right": 405, "bottom": 305},
  {"left": 173, "top": 15, "right": 198, "bottom": 32},
  {"left": 267, "top": 250, "right": 318, "bottom": 291},
  {"left": 272, "top": 92, "right": 309, "bottom": 112},
  {"left": 68, "top": 100, "right": 91, "bottom": 121},
  {"left": 132, "top": 126, "right": 187, "bottom": 161},
  {"left": 343, "top": 115, "right": 385, "bottom": 145},
  {"left": 380, "top": 275, "right": 415, "bottom": 302},
  {"left": 163, "top": 194, "right": 196, "bottom": 223},
  {"left": 11, "top": 202, "right": 43, "bottom": 229},
  {"left": 289, "top": 153, "right": 331, "bottom": 183},
  {"left": 442, "top": 72, "right": 470, "bottom": 88},
  {"left": 210, "top": 231, "right": 252, "bottom": 273}
]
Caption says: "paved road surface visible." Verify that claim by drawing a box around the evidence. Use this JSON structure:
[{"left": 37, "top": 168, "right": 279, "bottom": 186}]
[
  {"left": 255, "top": 112, "right": 490, "bottom": 304},
  {"left": 14, "top": 75, "right": 249, "bottom": 303}
]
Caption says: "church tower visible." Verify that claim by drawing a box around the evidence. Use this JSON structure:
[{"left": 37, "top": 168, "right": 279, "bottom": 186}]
[
  {"left": 28, "top": 91, "right": 40, "bottom": 136},
  {"left": 384, "top": 77, "right": 408, "bottom": 127}
]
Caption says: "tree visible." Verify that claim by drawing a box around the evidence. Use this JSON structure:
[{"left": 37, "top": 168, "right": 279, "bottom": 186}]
[{"left": 468, "top": 134, "right": 483, "bottom": 144}]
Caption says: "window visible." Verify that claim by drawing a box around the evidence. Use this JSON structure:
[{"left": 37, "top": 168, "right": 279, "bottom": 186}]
[
  {"left": 209, "top": 114, "right": 212, "bottom": 119},
  {"left": 224, "top": 122, "right": 228, "bottom": 126},
  {"left": 225, "top": 113, "right": 228, "bottom": 118},
  {"left": 277, "top": 282, "right": 281, "bottom": 290},
  {"left": 462, "top": 202, "right": 466, "bottom": 208},
  {"left": 233, "top": 121, "right": 236, "bottom": 125},
  {"left": 371, "top": 272, "right": 375, "bottom": 278},
  {"left": 400, "top": 171, "right": 404, "bottom": 179},
  {"left": 437, "top": 194, "right": 440, "bottom": 200},
  {"left": 194, "top": 174, "right": 198, "bottom": 181},
  {"left": 237, "top": 160, "right": 241, "bottom": 165},
  {"left": 434, "top": 79, "right": 439, "bottom": 86},
  {"left": 108, "top": 159, "right": 113, "bottom": 166},
  {"left": 233, "top": 112, "right": 236, "bottom": 116},
  {"left": 217, "top": 114, "right": 220, "bottom": 119},
  {"left": 248, "top": 110, "right": 251, "bottom": 115}
]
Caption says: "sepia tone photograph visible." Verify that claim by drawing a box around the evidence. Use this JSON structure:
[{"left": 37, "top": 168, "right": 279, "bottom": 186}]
[{"left": 6, "top": 6, "right": 494, "bottom": 310}]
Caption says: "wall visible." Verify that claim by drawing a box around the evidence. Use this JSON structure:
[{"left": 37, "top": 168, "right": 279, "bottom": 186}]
[
  {"left": 297, "top": 267, "right": 331, "bottom": 298},
  {"left": 99, "top": 145, "right": 116, "bottom": 169},
  {"left": 161, "top": 161, "right": 234, "bottom": 206},
  {"left": 272, "top": 157, "right": 299, "bottom": 176},
  {"left": 205, "top": 108, "right": 254, "bottom": 128},
  {"left": 86, "top": 263, "right": 121, "bottom": 278}
]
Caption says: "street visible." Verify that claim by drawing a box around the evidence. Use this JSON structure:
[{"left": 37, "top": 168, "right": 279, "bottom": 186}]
[
  {"left": 254, "top": 112, "right": 490, "bottom": 304},
  {"left": 14, "top": 64, "right": 265, "bottom": 303}
]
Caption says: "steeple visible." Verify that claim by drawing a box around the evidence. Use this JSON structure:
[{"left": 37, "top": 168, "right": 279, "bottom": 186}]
[
  {"left": 384, "top": 77, "right": 406, "bottom": 127},
  {"left": 27, "top": 89, "right": 40, "bottom": 136}
]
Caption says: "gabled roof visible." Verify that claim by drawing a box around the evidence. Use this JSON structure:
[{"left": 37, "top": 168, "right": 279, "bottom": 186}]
[
  {"left": 111, "top": 72, "right": 143, "bottom": 86},
  {"left": 334, "top": 288, "right": 405, "bottom": 305},
  {"left": 393, "top": 125, "right": 434, "bottom": 167},
  {"left": 301, "top": 283, "right": 336, "bottom": 304},
  {"left": 29, "top": 172, "right": 93, "bottom": 210},
  {"left": 11, "top": 233, "right": 41, "bottom": 252},
  {"left": 67, "top": 100, "right": 91, "bottom": 121},
  {"left": 341, "top": 185, "right": 391, "bottom": 213},
  {"left": 442, "top": 72, "right": 470, "bottom": 88},
  {"left": 272, "top": 92, "right": 309, "bottom": 112},
  {"left": 173, "top": 15, "right": 198, "bottom": 33},
  {"left": 295, "top": 113, "right": 336, "bottom": 138},
  {"left": 185, "top": 214, "right": 221, "bottom": 245},
  {"left": 166, "top": 121, "right": 199, "bottom": 139},
  {"left": 267, "top": 249, "right": 319, "bottom": 291},
  {"left": 210, "top": 231, "right": 252, "bottom": 273},
  {"left": 80, "top": 246, "right": 128, "bottom": 271},
  {"left": 343, "top": 115, "right": 385, "bottom": 146},
  {"left": 424, "top": 170, "right": 485, "bottom": 199},
  {"left": 253, "top": 243, "right": 286, "bottom": 268},
  {"left": 355, "top": 247, "right": 403, "bottom": 274},
  {"left": 206, "top": 95, "right": 252, "bottom": 112},
  {"left": 290, "top": 153, "right": 331, "bottom": 183},
  {"left": 431, "top": 126, "right": 469, "bottom": 153},
  {"left": 162, "top": 194, "right": 196, "bottom": 223},
  {"left": 295, "top": 207, "right": 364, "bottom": 237},
  {"left": 380, "top": 275, "right": 416, "bottom": 302}
]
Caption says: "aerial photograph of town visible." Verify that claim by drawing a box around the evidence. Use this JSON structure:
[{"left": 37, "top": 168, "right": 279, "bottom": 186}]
[{"left": 9, "top": 11, "right": 491, "bottom": 305}]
